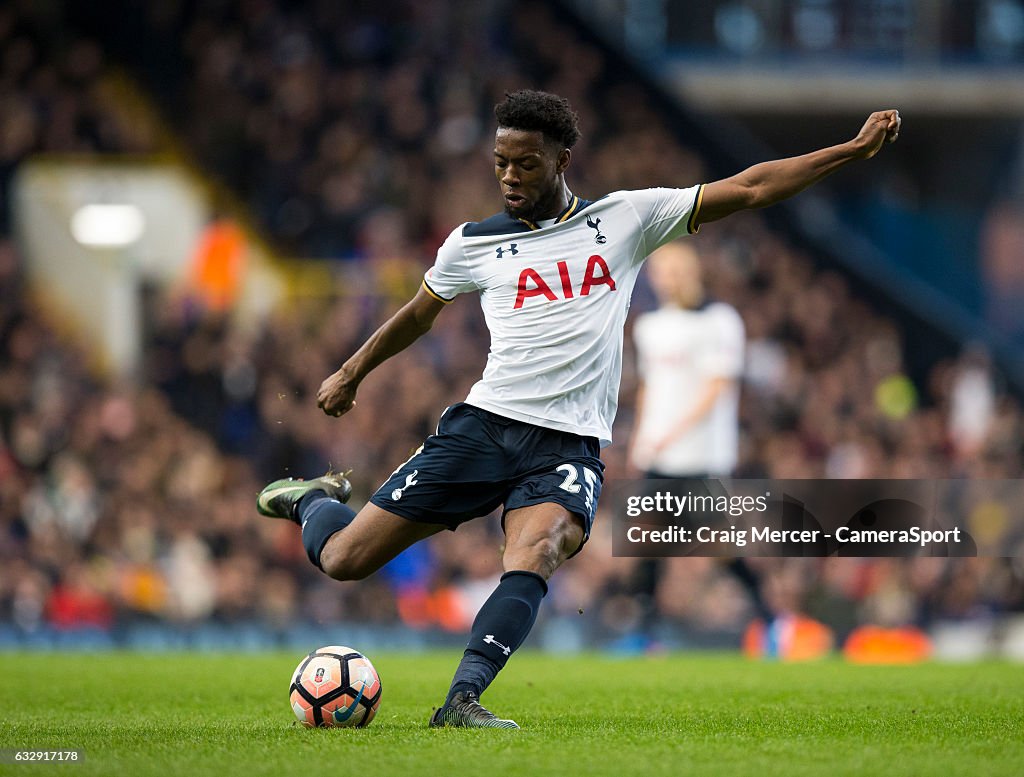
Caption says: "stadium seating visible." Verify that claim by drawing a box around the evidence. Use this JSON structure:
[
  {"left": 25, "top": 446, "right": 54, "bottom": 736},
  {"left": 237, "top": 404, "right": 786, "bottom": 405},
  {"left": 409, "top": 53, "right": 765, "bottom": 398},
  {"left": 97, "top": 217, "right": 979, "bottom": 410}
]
[{"left": 1, "top": 0, "right": 1021, "bottom": 653}]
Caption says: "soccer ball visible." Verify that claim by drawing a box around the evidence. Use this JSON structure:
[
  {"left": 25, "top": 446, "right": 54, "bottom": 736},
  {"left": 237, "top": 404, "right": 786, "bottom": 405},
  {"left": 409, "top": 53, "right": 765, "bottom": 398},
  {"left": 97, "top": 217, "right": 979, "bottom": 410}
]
[{"left": 288, "top": 645, "right": 382, "bottom": 728}]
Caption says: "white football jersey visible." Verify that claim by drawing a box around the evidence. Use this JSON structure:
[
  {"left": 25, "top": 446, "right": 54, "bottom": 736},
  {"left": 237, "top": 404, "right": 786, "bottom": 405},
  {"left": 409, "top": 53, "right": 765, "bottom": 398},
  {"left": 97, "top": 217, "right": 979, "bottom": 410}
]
[
  {"left": 423, "top": 186, "right": 704, "bottom": 446},
  {"left": 631, "top": 302, "right": 745, "bottom": 475}
]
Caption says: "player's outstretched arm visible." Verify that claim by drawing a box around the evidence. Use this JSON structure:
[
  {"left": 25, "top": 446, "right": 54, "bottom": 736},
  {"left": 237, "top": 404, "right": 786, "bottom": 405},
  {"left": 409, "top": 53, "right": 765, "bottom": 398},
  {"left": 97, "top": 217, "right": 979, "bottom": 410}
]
[
  {"left": 316, "top": 286, "right": 446, "bottom": 417},
  {"left": 695, "top": 110, "right": 900, "bottom": 226}
]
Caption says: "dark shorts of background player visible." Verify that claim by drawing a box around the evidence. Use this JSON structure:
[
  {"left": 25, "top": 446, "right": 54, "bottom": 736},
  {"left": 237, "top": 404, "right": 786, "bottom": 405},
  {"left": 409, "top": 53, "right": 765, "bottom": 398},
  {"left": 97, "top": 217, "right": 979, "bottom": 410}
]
[{"left": 370, "top": 402, "right": 604, "bottom": 556}]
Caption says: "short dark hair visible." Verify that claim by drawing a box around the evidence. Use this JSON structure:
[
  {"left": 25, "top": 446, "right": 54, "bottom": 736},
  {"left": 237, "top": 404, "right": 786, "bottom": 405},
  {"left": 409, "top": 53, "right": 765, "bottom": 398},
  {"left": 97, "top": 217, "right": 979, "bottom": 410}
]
[{"left": 494, "top": 90, "right": 581, "bottom": 149}]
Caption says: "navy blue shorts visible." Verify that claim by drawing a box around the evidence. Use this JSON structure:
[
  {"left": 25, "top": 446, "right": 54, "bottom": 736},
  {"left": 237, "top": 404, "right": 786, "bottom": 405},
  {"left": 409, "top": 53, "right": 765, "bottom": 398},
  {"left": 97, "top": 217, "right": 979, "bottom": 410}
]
[{"left": 370, "top": 403, "right": 604, "bottom": 550}]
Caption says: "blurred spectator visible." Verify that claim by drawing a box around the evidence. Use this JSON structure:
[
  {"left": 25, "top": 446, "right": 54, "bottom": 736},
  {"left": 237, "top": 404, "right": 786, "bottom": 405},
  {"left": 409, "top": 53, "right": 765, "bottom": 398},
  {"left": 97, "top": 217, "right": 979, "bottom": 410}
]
[
  {"left": 980, "top": 200, "right": 1024, "bottom": 339},
  {"left": 185, "top": 216, "right": 248, "bottom": 313}
]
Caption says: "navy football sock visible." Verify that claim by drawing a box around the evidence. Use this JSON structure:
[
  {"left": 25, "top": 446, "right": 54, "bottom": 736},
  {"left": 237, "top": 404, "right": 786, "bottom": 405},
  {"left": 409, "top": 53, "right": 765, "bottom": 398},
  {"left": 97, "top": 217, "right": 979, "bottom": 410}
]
[
  {"left": 446, "top": 570, "right": 548, "bottom": 705},
  {"left": 298, "top": 492, "right": 356, "bottom": 570}
]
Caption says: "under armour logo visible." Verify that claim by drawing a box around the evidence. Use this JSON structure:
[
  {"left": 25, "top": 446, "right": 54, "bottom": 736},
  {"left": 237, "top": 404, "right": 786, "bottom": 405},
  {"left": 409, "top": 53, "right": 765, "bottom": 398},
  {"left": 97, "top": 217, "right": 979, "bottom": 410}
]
[
  {"left": 586, "top": 216, "right": 607, "bottom": 244},
  {"left": 495, "top": 243, "right": 518, "bottom": 258},
  {"left": 482, "top": 634, "right": 512, "bottom": 656},
  {"left": 391, "top": 470, "right": 418, "bottom": 501}
]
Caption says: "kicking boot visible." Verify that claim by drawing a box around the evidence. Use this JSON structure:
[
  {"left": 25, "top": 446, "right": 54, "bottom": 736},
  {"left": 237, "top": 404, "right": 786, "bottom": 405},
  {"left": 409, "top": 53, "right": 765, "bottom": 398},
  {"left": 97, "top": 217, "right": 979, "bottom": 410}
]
[
  {"left": 256, "top": 471, "right": 352, "bottom": 524},
  {"left": 429, "top": 691, "right": 519, "bottom": 729}
]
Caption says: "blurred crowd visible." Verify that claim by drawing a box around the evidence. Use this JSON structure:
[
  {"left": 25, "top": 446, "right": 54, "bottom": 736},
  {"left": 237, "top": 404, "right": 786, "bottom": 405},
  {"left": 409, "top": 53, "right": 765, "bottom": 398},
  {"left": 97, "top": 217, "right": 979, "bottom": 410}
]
[
  {"left": 1, "top": 0, "right": 1022, "bottom": 651},
  {"left": 0, "top": 2, "right": 154, "bottom": 234}
]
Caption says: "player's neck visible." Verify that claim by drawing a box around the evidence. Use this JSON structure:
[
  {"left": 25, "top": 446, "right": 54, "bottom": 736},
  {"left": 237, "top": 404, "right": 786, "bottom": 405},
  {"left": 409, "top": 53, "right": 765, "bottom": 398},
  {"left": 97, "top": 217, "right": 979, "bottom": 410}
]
[
  {"left": 536, "top": 178, "right": 572, "bottom": 221},
  {"left": 663, "top": 294, "right": 704, "bottom": 310}
]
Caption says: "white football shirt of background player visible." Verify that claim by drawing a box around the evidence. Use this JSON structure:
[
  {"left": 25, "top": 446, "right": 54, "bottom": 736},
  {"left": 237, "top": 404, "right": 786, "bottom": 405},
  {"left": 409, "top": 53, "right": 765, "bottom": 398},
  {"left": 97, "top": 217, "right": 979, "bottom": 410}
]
[{"left": 630, "top": 242, "right": 745, "bottom": 477}]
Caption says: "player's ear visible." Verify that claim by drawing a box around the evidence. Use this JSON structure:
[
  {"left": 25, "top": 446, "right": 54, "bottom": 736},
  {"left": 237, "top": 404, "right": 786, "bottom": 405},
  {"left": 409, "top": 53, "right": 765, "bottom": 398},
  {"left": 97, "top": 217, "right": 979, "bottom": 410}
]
[{"left": 556, "top": 148, "right": 571, "bottom": 174}]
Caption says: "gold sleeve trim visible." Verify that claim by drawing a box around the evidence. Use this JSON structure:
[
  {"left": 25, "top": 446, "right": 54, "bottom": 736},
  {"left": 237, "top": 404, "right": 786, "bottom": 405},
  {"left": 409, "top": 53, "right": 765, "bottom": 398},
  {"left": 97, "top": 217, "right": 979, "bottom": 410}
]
[
  {"left": 687, "top": 184, "right": 705, "bottom": 234},
  {"left": 422, "top": 278, "right": 454, "bottom": 304}
]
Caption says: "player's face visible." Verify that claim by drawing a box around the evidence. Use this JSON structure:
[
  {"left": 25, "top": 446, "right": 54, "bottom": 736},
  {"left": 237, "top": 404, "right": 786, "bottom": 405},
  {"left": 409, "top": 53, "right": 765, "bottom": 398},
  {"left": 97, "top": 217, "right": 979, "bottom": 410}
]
[
  {"left": 494, "top": 128, "right": 568, "bottom": 221},
  {"left": 648, "top": 243, "right": 704, "bottom": 308}
]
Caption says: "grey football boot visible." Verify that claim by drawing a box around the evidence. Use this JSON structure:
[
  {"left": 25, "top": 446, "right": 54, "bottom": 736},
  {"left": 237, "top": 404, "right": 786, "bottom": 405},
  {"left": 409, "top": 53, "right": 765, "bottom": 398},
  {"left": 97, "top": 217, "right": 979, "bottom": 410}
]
[
  {"left": 429, "top": 691, "right": 520, "bottom": 729},
  {"left": 256, "top": 471, "right": 352, "bottom": 524}
]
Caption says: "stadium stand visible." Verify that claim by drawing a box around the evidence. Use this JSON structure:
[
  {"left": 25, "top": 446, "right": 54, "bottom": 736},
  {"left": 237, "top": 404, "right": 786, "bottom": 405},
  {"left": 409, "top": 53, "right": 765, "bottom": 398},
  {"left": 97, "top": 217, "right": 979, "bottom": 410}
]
[{"left": 1, "top": 0, "right": 1021, "bottom": 654}]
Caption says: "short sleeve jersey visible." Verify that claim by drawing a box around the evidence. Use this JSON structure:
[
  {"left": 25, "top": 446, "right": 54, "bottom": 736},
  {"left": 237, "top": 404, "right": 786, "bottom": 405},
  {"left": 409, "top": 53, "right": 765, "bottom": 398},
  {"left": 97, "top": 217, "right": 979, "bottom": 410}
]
[
  {"left": 632, "top": 301, "right": 745, "bottom": 475},
  {"left": 423, "top": 186, "right": 704, "bottom": 446}
]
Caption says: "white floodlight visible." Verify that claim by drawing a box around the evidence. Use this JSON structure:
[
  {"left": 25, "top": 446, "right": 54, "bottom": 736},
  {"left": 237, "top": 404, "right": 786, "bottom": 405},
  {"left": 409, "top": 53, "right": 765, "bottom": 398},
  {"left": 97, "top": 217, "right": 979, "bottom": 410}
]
[{"left": 70, "top": 204, "right": 146, "bottom": 248}]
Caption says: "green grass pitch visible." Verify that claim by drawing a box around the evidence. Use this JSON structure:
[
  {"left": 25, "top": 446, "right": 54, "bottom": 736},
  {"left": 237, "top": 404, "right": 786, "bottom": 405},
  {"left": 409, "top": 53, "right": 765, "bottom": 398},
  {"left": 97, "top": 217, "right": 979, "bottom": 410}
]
[{"left": 1, "top": 651, "right": 1021, "bottom": 776}]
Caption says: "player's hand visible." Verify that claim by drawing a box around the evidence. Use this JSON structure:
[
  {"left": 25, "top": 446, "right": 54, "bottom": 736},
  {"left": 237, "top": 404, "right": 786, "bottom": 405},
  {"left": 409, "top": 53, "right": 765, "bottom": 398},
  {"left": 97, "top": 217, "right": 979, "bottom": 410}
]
[
  {"left": 316, "top": 368, "right": 358, "bottom": 417},
  {"left": 852, "top": 110, "right": 901, "bottom": 159},
  {"left": 629, "top": 437, "right": 665, "bottom": 471}
]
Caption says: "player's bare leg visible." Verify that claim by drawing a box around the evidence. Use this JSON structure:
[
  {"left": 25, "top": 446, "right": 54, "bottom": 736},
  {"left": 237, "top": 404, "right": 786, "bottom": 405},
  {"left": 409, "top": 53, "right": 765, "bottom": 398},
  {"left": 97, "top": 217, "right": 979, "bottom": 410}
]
[
  {"left": 318, "top": 503, "right": 444, "bottom": 581},
  {"left": 501, "top": 502, "right": 585, "bottom": 577},
  {"left": 431, "top": 502, "right": 585, "bottom": 729}
]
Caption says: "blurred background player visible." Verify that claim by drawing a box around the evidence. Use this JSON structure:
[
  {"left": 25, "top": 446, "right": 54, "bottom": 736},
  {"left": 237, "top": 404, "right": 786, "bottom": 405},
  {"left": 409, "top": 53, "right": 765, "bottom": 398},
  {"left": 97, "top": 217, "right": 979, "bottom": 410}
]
[
  {"left": 628, "top": 240, "right": 777, "bottom": 650},
  {"left": 630, "top": 241, "right": 744, "bottom": 481}
]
